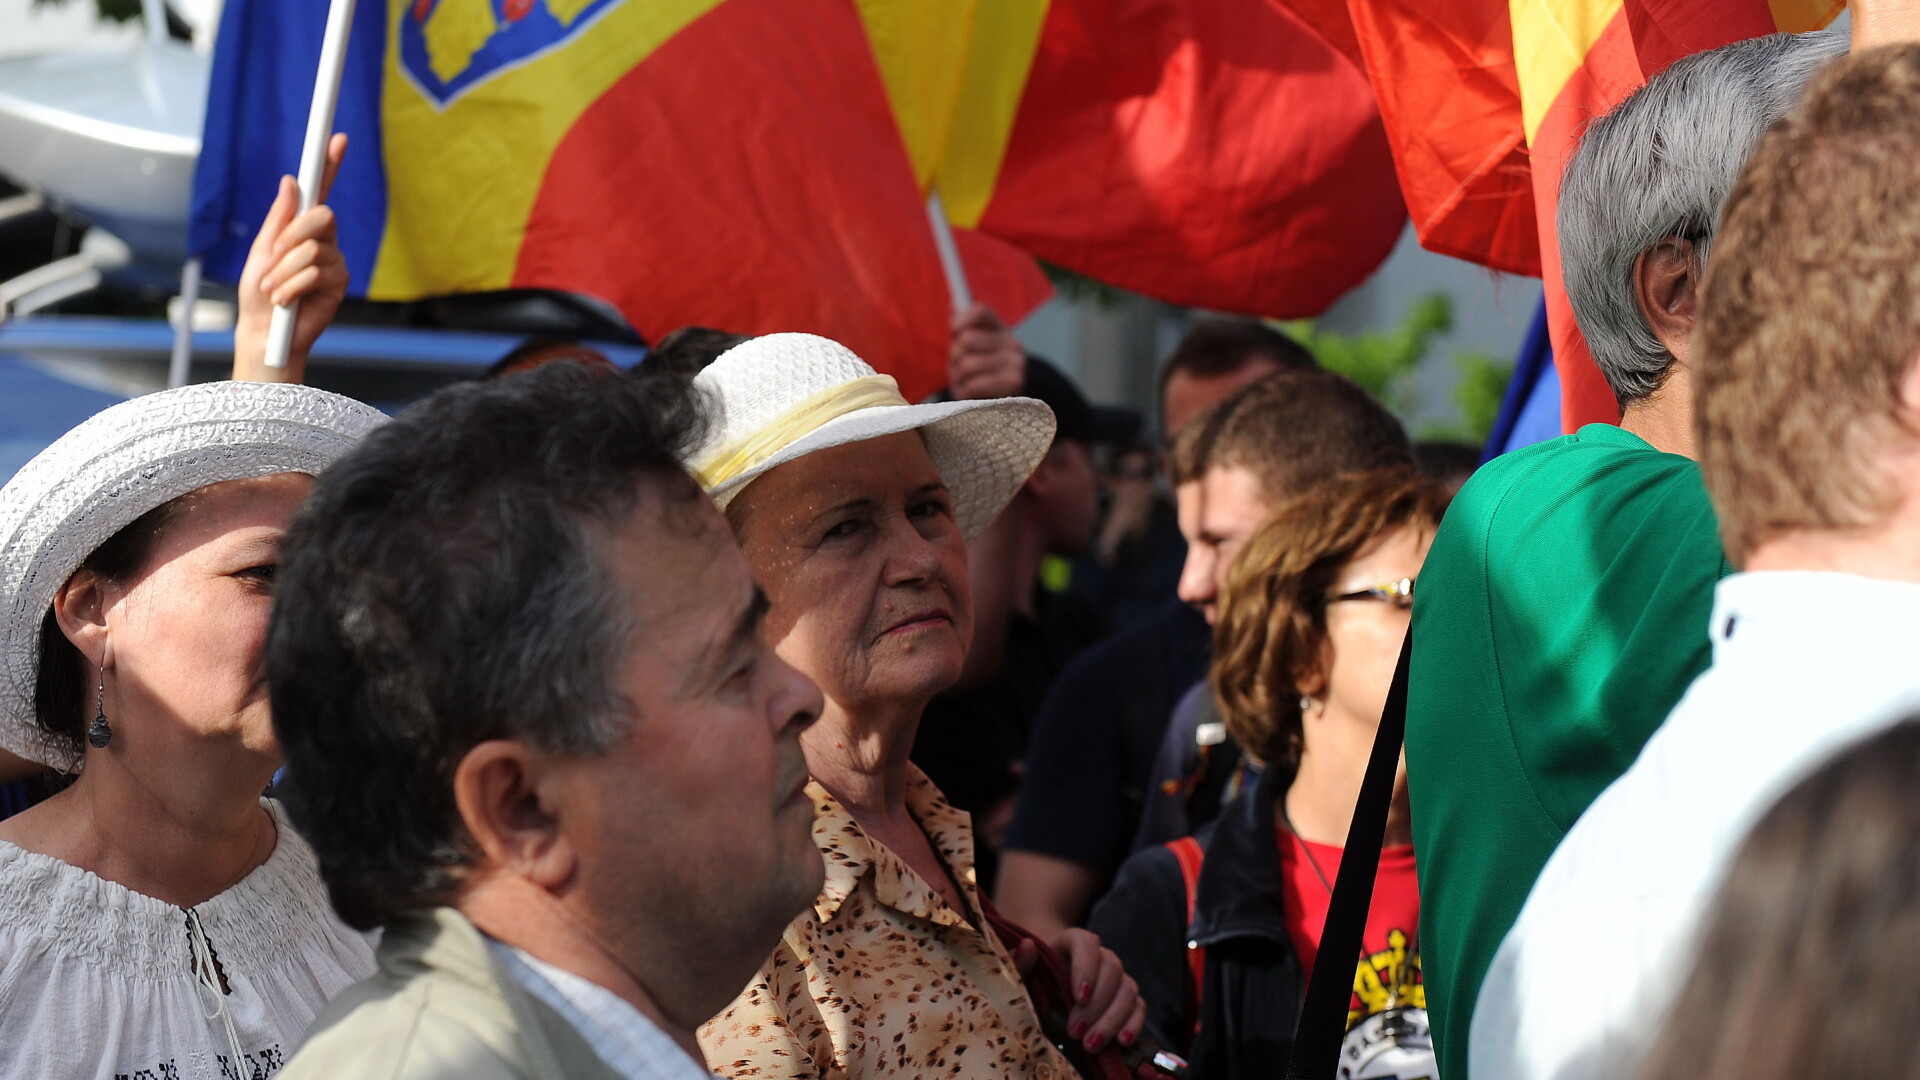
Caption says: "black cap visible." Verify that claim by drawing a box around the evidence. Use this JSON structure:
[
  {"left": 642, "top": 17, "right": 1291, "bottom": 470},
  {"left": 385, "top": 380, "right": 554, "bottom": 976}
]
[{"left": 1021, "top": 356, "right": 1143, "bottom": 446}]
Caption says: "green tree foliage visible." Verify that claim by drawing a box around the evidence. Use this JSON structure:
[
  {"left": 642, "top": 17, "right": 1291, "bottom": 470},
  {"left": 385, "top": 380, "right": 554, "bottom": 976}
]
[
  {"left": 1282, "top": 293, "right": 1512, "bottom": 444},
  {"left": 1451, "top": 349, "right": 1515, "bottom": 444}
]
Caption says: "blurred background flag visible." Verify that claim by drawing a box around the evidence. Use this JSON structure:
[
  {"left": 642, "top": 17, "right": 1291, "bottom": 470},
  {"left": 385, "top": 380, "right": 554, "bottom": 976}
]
[
  {"left": 190, "top": 0, "right": 1408, "bottom": 399},
  {"left": 1275, "top": 0, "right": 1844, "bottom": 436},
  {"left": 930, "top": 0, "right": 1407, "bottom": 322}
]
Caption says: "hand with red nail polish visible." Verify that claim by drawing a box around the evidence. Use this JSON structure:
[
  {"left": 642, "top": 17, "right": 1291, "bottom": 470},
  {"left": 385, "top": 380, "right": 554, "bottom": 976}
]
[{"left": 1045, "top": 927, "right": 1146, "bottom": 1057}]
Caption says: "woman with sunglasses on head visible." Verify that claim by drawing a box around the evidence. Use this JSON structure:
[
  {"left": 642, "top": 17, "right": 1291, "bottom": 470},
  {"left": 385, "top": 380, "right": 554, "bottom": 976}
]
[{"left": 1088, "top": 468, "right": 1448, "bottom": 1080}]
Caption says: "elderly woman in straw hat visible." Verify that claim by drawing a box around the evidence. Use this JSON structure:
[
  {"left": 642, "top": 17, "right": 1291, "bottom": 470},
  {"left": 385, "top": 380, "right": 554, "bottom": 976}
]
[
  {"left": 689, "top": 334, "right": 1146, "bottom": 1080},
  {"left": 0, "top": 142, "right": 386, "bottom": 1079}
]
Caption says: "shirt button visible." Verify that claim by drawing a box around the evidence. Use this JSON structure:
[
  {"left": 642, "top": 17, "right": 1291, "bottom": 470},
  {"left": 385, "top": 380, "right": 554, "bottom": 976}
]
[{"left": 1038, "top": 1063, "right": 1056, "bottom": 1080}]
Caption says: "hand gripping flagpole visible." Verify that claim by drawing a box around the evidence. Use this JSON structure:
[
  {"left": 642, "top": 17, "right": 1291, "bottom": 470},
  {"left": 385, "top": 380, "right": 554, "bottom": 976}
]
[
  {"left": 925, "top": 189, "right": 973, "bottom": 315},
  {"left": 263, "top": 0, "right": 358, "bottom": 369}
]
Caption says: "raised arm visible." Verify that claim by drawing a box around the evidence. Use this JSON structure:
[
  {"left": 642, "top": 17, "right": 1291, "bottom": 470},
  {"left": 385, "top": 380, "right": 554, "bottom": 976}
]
[{"left": 231, "top": 133, "right": 349, "bottom": 384}]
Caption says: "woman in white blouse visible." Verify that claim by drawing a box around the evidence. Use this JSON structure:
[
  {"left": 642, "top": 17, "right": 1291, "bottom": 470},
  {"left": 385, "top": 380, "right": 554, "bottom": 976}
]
[{"left": 0, "top": 143, "right": 383, "bottom": 1079}]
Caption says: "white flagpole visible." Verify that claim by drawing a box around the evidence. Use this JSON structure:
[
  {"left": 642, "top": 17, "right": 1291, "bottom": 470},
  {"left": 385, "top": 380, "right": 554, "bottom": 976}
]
[
  {"left": 168, "top": 257, "right": 201, "bottom": 388},
  {"left": 925, "top": 189, "right": 973, "bottom": 315},
  {"left": 262, "top": 0, "right": 358, "bottom": 369}
]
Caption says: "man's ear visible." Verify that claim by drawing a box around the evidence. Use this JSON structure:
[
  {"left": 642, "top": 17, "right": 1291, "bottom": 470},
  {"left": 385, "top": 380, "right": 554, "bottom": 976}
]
[
  {"left": 452, "top": 740, "right": 575, "bottom": 892},
  {"left": 51, "top": 570, "right": 110, "bottom": 669},
  {"left": 1633, "top": 236, "right": 1700, "bottom": 368},
  {"left": 1021, "top": 443, "right": 1068, "bottom": 498}
]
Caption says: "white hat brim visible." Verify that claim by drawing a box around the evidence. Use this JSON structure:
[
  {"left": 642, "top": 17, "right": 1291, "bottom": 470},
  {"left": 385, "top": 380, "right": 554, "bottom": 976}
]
[
  {"left": 0, "top": 382, "right": 385, "bottom": 770},
  {"left": 707, "top": 395, "right": 1056, "bottom": 541}
]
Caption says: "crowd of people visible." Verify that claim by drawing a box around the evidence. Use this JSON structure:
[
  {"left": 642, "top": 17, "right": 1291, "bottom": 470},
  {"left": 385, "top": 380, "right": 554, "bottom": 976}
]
[{"left": 2, "top": 16, "right": 1920, "bottom": 1080}]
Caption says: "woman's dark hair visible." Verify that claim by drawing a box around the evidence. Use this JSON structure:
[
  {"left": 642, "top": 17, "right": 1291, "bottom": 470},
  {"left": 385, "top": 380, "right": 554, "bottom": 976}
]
[
  {"left": 1637, "top": 715, "right": 1920, "bottom": 1080},
  {"left": 267, "top": 363, "right": 709, "bottom": 930},
  {"left": 1210, "top": 468, "right": 1447, "bottom": 768},
  {"left": 30, "top": 497, "right": 187, "bottom": 771}
]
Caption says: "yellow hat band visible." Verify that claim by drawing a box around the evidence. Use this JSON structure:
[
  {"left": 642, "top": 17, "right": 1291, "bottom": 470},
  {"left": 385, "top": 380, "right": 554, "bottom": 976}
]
[{"left": 693, "top": 374, "right": 909, "bottom": 492}]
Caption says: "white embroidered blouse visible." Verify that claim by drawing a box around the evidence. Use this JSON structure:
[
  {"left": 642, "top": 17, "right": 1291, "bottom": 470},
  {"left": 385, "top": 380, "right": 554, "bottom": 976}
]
[{"left": 0, "top": 799, "right": 376, "bottom": 1079}]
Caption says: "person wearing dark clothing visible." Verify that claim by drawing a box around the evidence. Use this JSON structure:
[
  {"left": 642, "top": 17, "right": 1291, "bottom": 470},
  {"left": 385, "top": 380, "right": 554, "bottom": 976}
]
[
  {"left": 999, "top": 365, "right": 1414, "bottom": 938},
  {"left": 910, "top": 586, "right": 1111, "bottom": 843},
  {"left": 1092, "top": 471, "right": 1447, "bottom": 1080},
  {"left": 913, "top": 342, "right": 1140, "bottom": 887},
  {"left": 1003, "top": 596, "right": 1211, "bottom": 876},
  {"left": 1130, "top": 677, "right": 1248, "bottom": 852},
  {"left": 1089, "top": 762, "right": 1301, "bottom": 1080},
  {"left": 1071, "top": 448, "right": 1190, "bottom": 631},
  {"left": 992, "top": 322, "right": 1320, "bottom": 939}
]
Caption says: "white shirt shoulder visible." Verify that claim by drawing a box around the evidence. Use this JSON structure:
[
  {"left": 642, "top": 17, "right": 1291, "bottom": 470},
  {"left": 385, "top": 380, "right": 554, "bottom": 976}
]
[{"left": 1470, "top": 572, "right": 1920, "bottom": 1080}]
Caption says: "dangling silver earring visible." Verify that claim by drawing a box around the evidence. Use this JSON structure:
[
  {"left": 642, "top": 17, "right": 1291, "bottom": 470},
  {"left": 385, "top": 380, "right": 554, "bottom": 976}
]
[
  {"left": 87, "top": 669, "right": 111, "bottom": 749},
  {"left": 1299, "top": 694, "right": 1314, "bottom": 714}
]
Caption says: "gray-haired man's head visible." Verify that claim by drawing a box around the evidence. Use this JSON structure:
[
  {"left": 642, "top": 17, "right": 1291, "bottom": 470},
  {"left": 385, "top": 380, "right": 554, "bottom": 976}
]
[{"left": 1559, "top": 27, "right": 1847, "bottom": 409}]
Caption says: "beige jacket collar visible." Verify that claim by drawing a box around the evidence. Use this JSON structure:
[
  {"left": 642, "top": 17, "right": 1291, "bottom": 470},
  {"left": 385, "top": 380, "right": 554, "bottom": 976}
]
[{"left": 384, "top": 907, "right": 623, "bottom": 1080}]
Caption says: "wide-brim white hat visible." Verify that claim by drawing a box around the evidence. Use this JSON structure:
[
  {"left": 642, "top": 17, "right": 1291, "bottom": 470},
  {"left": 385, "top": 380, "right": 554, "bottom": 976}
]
[
  {"left": 688, "top": 333, "right": 1056, "bottom": 540},
  {"left": 0, "top": 381, "right": 386, "bottom": 770}
]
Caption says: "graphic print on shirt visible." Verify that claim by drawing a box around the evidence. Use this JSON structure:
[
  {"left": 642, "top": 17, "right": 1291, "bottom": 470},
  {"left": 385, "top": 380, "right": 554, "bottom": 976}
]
[
  {"left": 1336, "top": 932, "right": 1433, "bottom": 1080},
  {"left": 1279, "top": 832, "right": 1434, "bottom": 1080},
  {"left": 1350, "top": 927, "right": 1424, "bottom": 1028}
]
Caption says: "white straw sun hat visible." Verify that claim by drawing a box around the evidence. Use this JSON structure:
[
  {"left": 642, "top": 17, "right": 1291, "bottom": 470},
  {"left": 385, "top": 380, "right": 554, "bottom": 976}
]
[
  {"left": 0, "top": 381, "right": 386, "bottom": 770},
  {"left": 688, "top": 333, "right": 1056, "bottom": 540}
]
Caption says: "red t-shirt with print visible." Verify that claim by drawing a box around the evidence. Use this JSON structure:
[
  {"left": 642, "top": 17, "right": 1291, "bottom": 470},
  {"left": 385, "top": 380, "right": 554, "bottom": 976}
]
[{"left": 1279, "top": 831, "right": 1424, "bottom": 1028}]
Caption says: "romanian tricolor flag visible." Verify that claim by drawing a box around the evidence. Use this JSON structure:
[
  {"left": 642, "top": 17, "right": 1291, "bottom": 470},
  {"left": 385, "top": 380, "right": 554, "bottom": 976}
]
[
  {"left": 191, "top": 0, "right": 1405, "bottom": 400},
  {"left": 1281, "top": 0, "right": 1843, "bottom": 432}
]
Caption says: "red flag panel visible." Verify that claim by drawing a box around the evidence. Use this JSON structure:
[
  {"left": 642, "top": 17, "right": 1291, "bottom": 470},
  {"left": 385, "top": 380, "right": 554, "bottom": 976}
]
[
  {"left": 514, "top": 0, "right": 1048, "bottom": 402},
  {"left": 977, "top": 0, "right": 1407, "bottom": 320}
]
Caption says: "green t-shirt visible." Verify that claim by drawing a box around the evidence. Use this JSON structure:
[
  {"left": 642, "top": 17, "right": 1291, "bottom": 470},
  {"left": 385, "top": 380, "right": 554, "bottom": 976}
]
[{"left": 1405, "top": 424, "right": 1730, "bottom": 1080}]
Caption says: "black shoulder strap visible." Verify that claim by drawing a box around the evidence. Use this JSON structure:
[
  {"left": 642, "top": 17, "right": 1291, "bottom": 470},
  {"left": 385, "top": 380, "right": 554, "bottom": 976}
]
[{"left": 1283, "top": 633, "right": 1412, "bottom": 1080}]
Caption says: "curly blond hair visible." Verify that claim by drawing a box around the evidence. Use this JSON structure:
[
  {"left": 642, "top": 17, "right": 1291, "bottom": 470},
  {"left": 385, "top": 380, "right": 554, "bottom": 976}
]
[
  {"left": 1699, "top": 44, "right": 1920, "bottom": 565},
  {"left": 1211, "top": 468, "right": 1448, "bottom": 768}
]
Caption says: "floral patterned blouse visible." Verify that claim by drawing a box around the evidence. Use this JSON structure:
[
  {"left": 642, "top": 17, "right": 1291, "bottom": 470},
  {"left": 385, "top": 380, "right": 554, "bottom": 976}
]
[{"left": 699, "top": 766, "right": 1077, "bottom": 1080}]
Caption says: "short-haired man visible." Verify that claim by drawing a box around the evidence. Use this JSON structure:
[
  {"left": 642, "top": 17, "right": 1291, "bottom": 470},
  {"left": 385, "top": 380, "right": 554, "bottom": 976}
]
[
  {"left": 1156, "top": 316, "right": 1320, "bottom": 440},
  {"left": 1132, "top": 368, "right": 1415, "bottom": 844},
  {"left": 1400, "top": 29, "right": 1845, "bottom": 1080},
  {"left": 271, "top": 366, "right": 824, "bottom": 1078},
  {"left": 981, "top": 313, "right": 1312, "bottom": 938},
  {"left": 998, "top": 364, "right": 1405, "bottom": 938},
  {"left": 1473, "top": 42, "right": 1920, "bottom": 1080},
  {"left": 1170, "top": 368, "right": 1415, "bottom": 625}
]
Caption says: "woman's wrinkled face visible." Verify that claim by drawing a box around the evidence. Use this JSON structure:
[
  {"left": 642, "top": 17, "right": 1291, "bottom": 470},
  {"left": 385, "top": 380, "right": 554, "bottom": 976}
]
[
  {"left": 729, "top": 431, "right": 973, "bottom": 713},
  {"left": 94, "top": 473, "right": 313, "bottom": 762}
]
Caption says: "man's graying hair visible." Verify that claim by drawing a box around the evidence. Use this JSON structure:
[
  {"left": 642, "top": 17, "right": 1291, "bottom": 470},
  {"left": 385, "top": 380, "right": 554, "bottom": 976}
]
[
  {"left": 266, "top": 364, "right": 710, "bottom": 930},
  {"left": 1560, "top": 28, "right": 1846, "bottom": 408}
]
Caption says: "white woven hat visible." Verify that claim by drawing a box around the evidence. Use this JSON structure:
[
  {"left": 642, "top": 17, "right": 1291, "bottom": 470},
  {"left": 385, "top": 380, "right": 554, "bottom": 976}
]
[
  {"left": 0, "top": 381, "right": 386, "bottom": 770},
  {"left": 688, "top": 333, "right": 1056, "bottom": 540}
]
